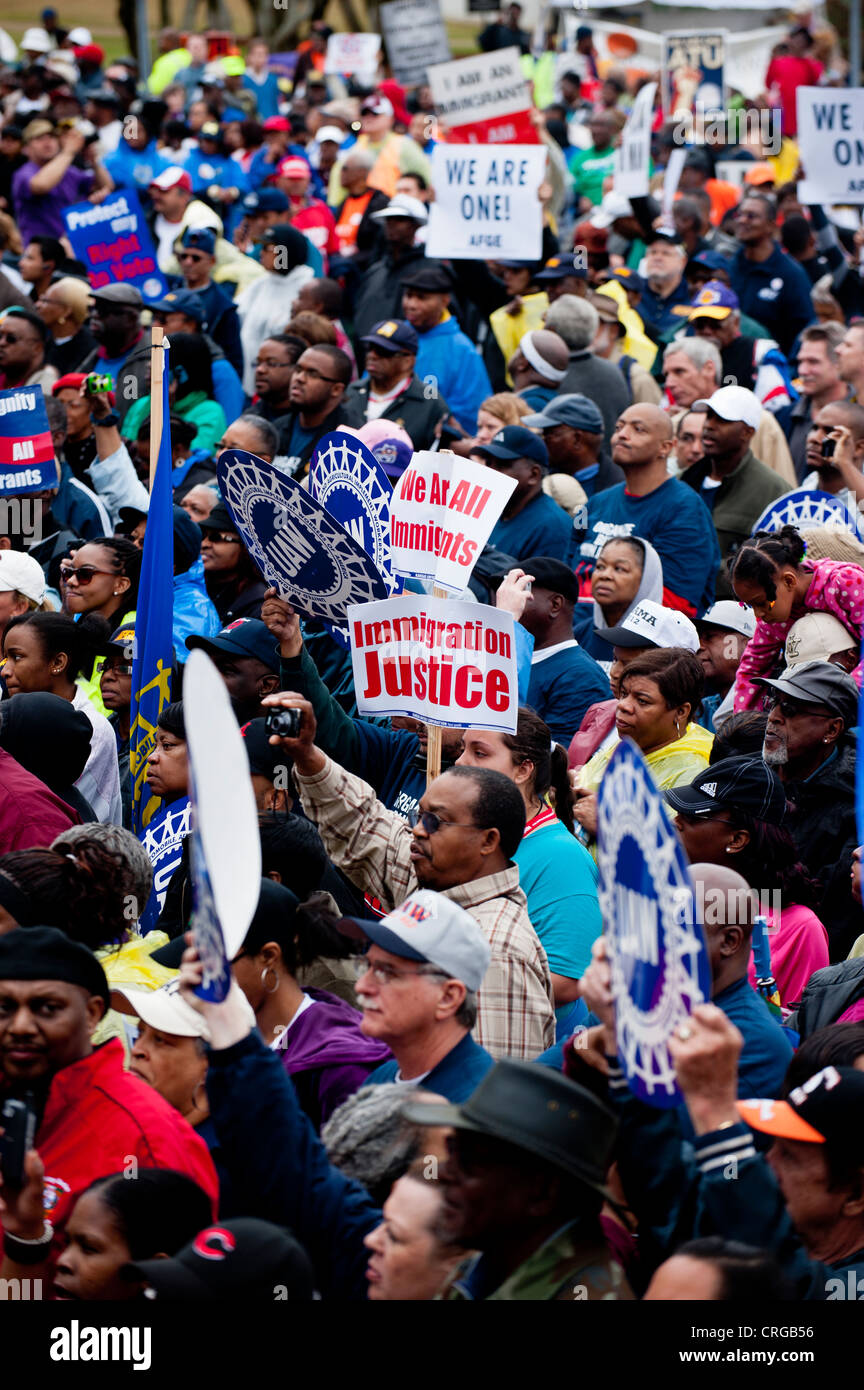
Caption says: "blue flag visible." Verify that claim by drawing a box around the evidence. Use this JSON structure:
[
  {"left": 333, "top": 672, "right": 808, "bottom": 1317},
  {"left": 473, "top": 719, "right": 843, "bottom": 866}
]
[
  {"left": 129, "top": 341, "right": 174, "bottom": 835},
  {"left": 857, "top": 679, "right": 864, "bottom": 847}
]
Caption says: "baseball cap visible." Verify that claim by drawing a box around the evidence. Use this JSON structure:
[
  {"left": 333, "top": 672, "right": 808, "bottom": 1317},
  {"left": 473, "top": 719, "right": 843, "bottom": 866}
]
[
  {"left": 521, "top": 393, "right": 604, "bottom": 436},
  {"left": 610, "top": 267, "right": 646, "bottom": 294},
  {"left": 519, "top": 556, "right": 578, "bottom": 604},
  {"left": 74, "top": 44, "right": 105, "bottom": 65},
  {"left": 87, "top": 88, "right": 120, "bottom": 108},
  {"left": 262, "top": 116, "right": 292, "bottom": 132},
  {"left": 370, "top": 194, "right": 428, "bottom": 225},
  {"left": 241, "top": 717, "right": 291, "bottom": 780},
  {"left": 695, "top": 385, "right": 762, "bottom": 430},
  {"left": 197, "top": 502, "right": 235, "bottom": 534},
  {"left": 744, "top": 162, "right": 776, "bottom": 187},
  {"left": 150, "top": 166, "right": 193, "bottom": 193},
  {"left": 687, "top": 249, "right": 731, "bottom": 277},
  {"left": 785, "top": 612, "right": 857, "bottom": 667},
  {"left": 22, "top": 118, "right": 55, "bottom": 142},
  {"left": 21, "top": 27, "right": 52, "bottom": 53},
  {"left": 0, "top": 550, "right": 46, "bottom": 604},
  {"left": 474, "top": 425, "right": 548, "bottom": 468},
  {"left": 688, "top": 280, "right": 740, "bottom": 321},
  {"left": 112, "top": 978, "right": 213, "bottom": 1041},
  {"left": 755, "top": 659, "right": 859, "bottom": 726},
  {"left": 186, "top": 618, "right": 279, "bottom": 672},
  {"left": 199, "top": 123, "right": 221, "bottom": 141},
  {"left": 316, "top": 125, "right": 345, "bottom": 145},
  {"left": 664, "top": 754, "right": 788, "bottom": 824},
  {"left": 644, "top": 227, "right": 683, "bottom": 248},
  {"left": 590, "top": 191, "right": 633, "bottom": 230},
  {"left": 65, "top": 26, "right": 92, "bottom": 46},
  {"left": 599, "top": 599, "right": 700, "bottom": 652},
  {"left": 590, "top": 292, "right": 625, "bottom": 332},
  {"left": 534, "top": 255, "right": 587, "bottom": 283},
  {"left": 737, "top": 1066, "right": 864, "bottom": 1153},
  {"left": 276, "top": 155, "right": 311, "bottom": 181},
  {"left": 89, "top": 282, "right": 143, "bottom": 308},
  {"left": 371, "top": 436, "right": 413, "bottom": 479},
  {"left": 221, "top": 55, "right": 246, "bottom": 77},
  {"left": 339, "top": 889, "right": 491, "bottom": 992},
  {"left": 102, "top": 622, "right": 136, "bottom": 660},
  {"left": 149, "top": 289, "right": 206, "bottom": 325},
  {"left": 399, "top": 264, "right": 454, "bottom": 294},
  {"left": 242, "top": 188, "right": 289, "bottom": 214},
  {"left": 360, "top": 318, "right": 418, "bottom": 355},
  {"left": 696, "top": 600, "right": 756, "bottom": 641},
  {"left": 361, "top": 95, "right": 394, "bottom": 118},
  {"left": 125, "top": 1218, "right": 315, "bottom": 1300},
  {"left": 683, "top": 148, "right": 712, "bottom": 173},
  {"left": 181, "top": 226, "right": 216, "bottom": 255}
]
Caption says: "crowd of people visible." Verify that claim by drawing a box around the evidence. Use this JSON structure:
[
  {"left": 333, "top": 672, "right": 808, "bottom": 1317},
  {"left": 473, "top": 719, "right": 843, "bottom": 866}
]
[{"left": 0, "top": 7, "right": 863, "bottom": 1309}]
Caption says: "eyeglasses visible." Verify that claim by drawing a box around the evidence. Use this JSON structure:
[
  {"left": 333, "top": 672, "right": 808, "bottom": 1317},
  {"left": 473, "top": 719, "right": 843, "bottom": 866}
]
[
  {"left": 354, "top": 958, "right": 449, "bottom": 987},
  {"left": 771, "top": 696, "right": 833, "bottom": 720},
  {"left": 0, "top": 331, "right": 25, "bottom": 344},
  {"left": 255, "top": 357, "right": 293, "bottom": 370},
  {"left": 203, "top": 531, "right": 242, "bottom": 545},
  {"left": 59, "top": 563, "right": 116, "bottom": 585},
  {"left": 177, "top": 251, "right": 207, "bottom": 262},
  {"left": 675, "top": 813, "right": 732, "bottom": 828},
  {"left": 407, "top": 808, "right": 481, "bottom": 835},
  {"left": 292, "top": 364, "right": 341, "bottom": 384},
  {"left": 104, "top": 660, "right": 134, "bottom": 676}
]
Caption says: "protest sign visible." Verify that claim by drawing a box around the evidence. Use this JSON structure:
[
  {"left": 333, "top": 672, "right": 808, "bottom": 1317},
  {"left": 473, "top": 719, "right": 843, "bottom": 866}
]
[
  {"left": 663, "top": 146, "right": 687, "bottom": 214},
  {"left": 0, "top": 384, "right": 56, "bottom": 494},
  {"left": 380, "top": 0, "right": 451, "bottom": 87},
  {"left": 63, "top": 188, "right": 167, "bottom": 301},
  {"left": 797, "top": 88, "right": 864, "bottom": 205},
  {"left": 138, "top": 797, "right": 191, "bottom": 933},
  {"left": 309, "top": 431, "right": 398, "bottom": 595},
  {"left": 752, "top": 488, "right": 864, "bottom": 541},
  {"left": 184, "top": 650, "right": 261, "bottom": 1002},
  {"left": 348, "top": 593, "right": 519, "bottom": 732},
  {"left": 217, "top": 449, "right": 388, "bottom": 625},
  {"left": 389, "top": 450, "right": 516, "bottom": 594},
  {"left": 614, "top": 81, "right": 657, "bottom": 199},
  {"left": 597, "top": 739, "right": 711, "bottom": 1108},
  {"left": 325, "top": 32, "right": 381, "bottom": 79},
  {"left": 426, "top": 143, "right": 546, "bottom": 260},
  {"left": 661, "top": 30, "right": 727, "bottom": 116},
  {"left": 427, "top": 47, "right": 538, "bottom": 145}
]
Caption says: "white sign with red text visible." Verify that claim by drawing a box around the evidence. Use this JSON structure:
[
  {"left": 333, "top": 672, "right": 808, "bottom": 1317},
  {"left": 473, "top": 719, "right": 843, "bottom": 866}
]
[
  {"left": 348, "top": 594, "right": 518, "bottom": 731},
  {"left": 390, "top": 450, "right": 516, "bottom": 594},
  {"left": 427, "top": 46, "right": 538, "bottom": 145},
  {"left": 325, "top": 33, "right": 381, "bottom": 79}
]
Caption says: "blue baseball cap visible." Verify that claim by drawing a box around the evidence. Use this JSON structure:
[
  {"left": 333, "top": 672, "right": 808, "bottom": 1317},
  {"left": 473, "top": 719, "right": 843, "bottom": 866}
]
[
  {"left": 521, "top": 393, "right": 604, "bottom": 435},
  {"left": 688, "top": 280, "right": 740, "bottom": 321},
  {"left": 474, "top": 425, "right": 548, "bottom": 468},
  {"left": 372, "top": 436, "right": 413, "bottom": 479},
  {"left": 360, "top": 318, "right": 418, "bottom": 355},
  {"left": 242, "top": 188, "right": 290, "bottom": 214},
  {"left": 186, "top": 618, "right": 279, "bottom": 672},
  {"left": 180, "top": 226, "right": 216, "bottom": 256},
  {"left": 534, "top": 256, "right": 587, "bottom": 282},
  {"left": 687, "top": 249, "right": 730, "bottom": 276},
  {"left": 149, "top": 289, "right": 206, "bottom": 325},
  {"left": 610, "top": 267, "right": 646, "bottom": 293}
]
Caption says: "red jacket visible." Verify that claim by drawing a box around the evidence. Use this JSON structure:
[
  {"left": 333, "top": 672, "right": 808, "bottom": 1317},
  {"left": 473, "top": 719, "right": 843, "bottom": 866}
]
[
  {"left": 1, "top": 1040, "right": 218, "bottom": 1277},
  {"left": 0, "top": 747, "right": 79, "bottom": 851}
]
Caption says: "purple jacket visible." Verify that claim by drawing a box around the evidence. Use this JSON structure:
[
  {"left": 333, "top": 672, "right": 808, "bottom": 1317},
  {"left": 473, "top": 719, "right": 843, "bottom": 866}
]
[{"left": 273, "top": 988, "right": 391, "bottom": 1130}]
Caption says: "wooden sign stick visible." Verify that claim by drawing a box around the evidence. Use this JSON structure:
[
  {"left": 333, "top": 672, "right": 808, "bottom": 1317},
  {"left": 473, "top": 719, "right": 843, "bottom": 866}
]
[{"left": 425, "top": 583, "right": 447, "bottom": 785}]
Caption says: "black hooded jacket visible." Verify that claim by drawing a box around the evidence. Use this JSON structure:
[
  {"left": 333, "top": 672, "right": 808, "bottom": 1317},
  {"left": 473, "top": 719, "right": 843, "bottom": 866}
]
[{"left": 0, "top": 693, "right": 97, "bottom": 823}]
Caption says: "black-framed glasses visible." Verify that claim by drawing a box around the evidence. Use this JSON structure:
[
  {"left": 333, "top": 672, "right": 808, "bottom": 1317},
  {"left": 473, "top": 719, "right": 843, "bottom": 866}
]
[
  {"left": 771, "top": 696, "right": 833, "bottom": 721},
  {"left": 292, "top": 364, "right": 341, "bottom": 384},
  {"left": 407, "top": 808, "right": 481, "bottom": 835}
]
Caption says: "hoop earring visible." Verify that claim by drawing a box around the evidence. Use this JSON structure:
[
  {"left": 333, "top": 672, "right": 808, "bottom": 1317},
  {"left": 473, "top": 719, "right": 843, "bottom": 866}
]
[{"left": 261, "top": 966, "right": 280, "bottom": 995}]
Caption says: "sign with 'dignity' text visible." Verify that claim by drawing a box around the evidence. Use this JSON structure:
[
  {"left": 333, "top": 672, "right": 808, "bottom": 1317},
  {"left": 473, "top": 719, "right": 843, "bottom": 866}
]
[
  {"left": 348, "top": 593, "right": 518, "bottom": 732},
  {"left": 390, "top": 450, "right": 516, "bottom": 593},
  {"left": 427, "top": 143, "right": 545, "bottom": 260},
  {"left": 428, "top": 47, "right": 538, "bottom": 145},
  {"left": 0, "top": 384, "right": 56, "bottom": 494},
  {"left": 380, "top": 0, "right": 451, "bottom": 87},
  {"left": 615, "top": 81, "right": 657, "bottom": 200},
  {"left": 797, "top": 88, "right": 864, "bottom": 205},
  {"left": 597, "top": 738, "right": 711, "bottom": 1108},
  {"left": 63, "top": 188, "right": 166, "bottom": 301},
  {"left": 325, "top": 32, "right": 381, "bottom": 79}
]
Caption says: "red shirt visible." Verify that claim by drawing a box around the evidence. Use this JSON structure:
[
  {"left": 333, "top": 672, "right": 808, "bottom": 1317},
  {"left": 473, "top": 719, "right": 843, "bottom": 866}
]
[
  {"left": 289, "top": 199, "right": 339, "bottom": 271},
  {"left": 0, "top": 747, "right": 79, "bottom": 851},
  {"left": 765, "top": 54, "right": 823, "bottom": 135}
]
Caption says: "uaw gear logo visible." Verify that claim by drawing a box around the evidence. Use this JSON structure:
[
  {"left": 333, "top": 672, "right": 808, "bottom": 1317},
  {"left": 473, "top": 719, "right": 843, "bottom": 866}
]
[
  {"left": 310, "top": 431, "right": 399, "bottom": 599},
  {"left": 139, "top": 796, "right": 191, "bottom": 932},
  {"left": 189, "top": 783, "right": 232, "bottom": 1003},
  {"left": 217, "top": 449, "right": 388, "bottom": 626},
  {"left": 597, "top": 740, "right": 712, "bottom": 1108},
  {"left": 752, "top": 488, "right": 864, "bottom": 542}
]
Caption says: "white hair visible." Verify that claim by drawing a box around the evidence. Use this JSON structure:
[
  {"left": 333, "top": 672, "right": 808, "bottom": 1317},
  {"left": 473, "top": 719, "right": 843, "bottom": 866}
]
[
  {"left": 545, "top": 294, "right": 599, "bottom": 352},
  {"left": 664, "top": 337, "right": 722, "bottom": 376}
]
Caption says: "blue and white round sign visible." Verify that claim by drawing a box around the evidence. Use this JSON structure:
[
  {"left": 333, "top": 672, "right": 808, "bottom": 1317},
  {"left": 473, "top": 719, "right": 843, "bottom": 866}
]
[
  {"left": 596, "top": 739, "right": 711, "bottom": 1108},
  {"left": 310, "top": 431, "right": 398, "bottom": 594},
  {"left": 217, "top": 449, "right": 388, "bottom": 625},
  {"left": 752, "top": 488, "right": 864, "bottom": 541}
]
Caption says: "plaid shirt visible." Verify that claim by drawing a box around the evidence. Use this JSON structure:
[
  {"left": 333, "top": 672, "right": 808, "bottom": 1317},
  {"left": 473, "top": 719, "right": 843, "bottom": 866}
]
[{"left": 296, "top": 757, "right": 555, "bottom": 1060}]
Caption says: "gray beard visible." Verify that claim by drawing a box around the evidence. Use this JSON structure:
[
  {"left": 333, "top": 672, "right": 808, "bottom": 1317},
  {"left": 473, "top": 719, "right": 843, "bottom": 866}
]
[{"left": 762, "top": 735, "right": 788, "bottom": 767}]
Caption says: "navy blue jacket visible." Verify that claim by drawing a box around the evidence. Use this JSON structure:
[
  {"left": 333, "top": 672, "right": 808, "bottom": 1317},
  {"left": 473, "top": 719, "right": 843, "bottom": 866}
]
[
  {"left": 730, "top": 243, "right": 815, "bottom": 356},
  {"left": 527, "top": 644, "right": 612, "bottom": 748},
  {"left": 365, "top": 1031, "right": 494, "bottom": 1102}
]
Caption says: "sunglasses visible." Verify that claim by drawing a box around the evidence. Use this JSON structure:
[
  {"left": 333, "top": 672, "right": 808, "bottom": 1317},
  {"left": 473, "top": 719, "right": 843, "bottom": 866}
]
[
  {"left": 59, "top": 563, "right": 115, "bottom": 585},
  {"left": 177, "top": 251, "right": 207, "bottom": 262},
  {"left": 771, "top": 695, "right": 834, "bottom": 720},
  {"left": 407, "top": 809, "right": 481, "bottom": 835}
]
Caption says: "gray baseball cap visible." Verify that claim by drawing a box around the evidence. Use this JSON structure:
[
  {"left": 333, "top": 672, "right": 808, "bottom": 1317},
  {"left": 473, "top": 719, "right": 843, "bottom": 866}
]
[
  {"left": 755, "top": 660, "right": 859, "bottom": 727},
  {"left": 338, "top": 890, "right": 491, "bottom": 992},
  {"left": 521, "top": 393, "right": 604, "bottom": 435}
]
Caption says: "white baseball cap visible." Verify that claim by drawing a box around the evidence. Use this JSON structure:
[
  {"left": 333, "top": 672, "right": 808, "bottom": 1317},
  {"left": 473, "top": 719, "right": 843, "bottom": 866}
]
[
  {"left": 371, "top": 194, "right": 428, "bottom": 225},
  {"left": 695, "top": 385, "right": 762, "bottom": 430},
  {"left": 697, "top": 600, "right": 756, "bottom": 641},
  {"left": 316, "top": 126, "right": 345, "bottom": 145},
  {"left": 111, "top": 978, "right": 254, "bottom": 1042},
  {"left": 66, "top": 26, "right": 94, "bottom": 45},
  {"left": 21, "top": 27, "right": 53, "bottom": 53},
  {"left": 599, "top": 599, "right": 700, "bottom": 653},
  {"left": 589, "top": 191, "right": 633, "bottom": 230},
  {"left": 0, "top": 551, "right": 46, "bottom": 604},
  {"left": 785, "top": 612, "right": 857, "bottom": 667},
  {"left": 339, "top": 889, "right": 491, "bottom": 993}
]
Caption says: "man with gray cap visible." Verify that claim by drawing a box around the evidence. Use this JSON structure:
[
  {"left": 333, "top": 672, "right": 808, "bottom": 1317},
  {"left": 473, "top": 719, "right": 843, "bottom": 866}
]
[
  {"left": 758, "top": 660, "right": 859, "bottom": 958},
  {"left": 341, "top": 889, "right": 494, "bottom": 1102},
  {"left": 79, "top": 284, "right": 150, "bottom": 423},
  {"left": 521, "top": 393, "right": 624, "bottom": 499}
]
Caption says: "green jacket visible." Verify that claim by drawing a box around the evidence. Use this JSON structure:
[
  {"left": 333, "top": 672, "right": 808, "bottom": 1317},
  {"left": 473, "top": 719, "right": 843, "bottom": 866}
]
[
  {"left": 121, "top": 391, "right": 226, "bottom": 457},
  {"left": 680, "top": 448, "right": 787, "bottom": 577},
  {"left": 442, "top": 1219, "right": 632, "bottom": 1301}
]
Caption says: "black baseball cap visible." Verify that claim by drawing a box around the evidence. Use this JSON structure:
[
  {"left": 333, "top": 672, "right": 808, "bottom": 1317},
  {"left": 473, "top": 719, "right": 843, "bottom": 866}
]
[
  {"left": 755, "top": 660, "right": 859, "bottom": 728},
  {"left": 124, "top": 1218, "right": 315, "bottom": 1300},
  {"left": 360, "top": 318, "right": 418, "bottom": 355},
  {"left": 399, "top": 263, "right": 455, "bottom": 293},
  {"left": 535, "top": 255, "right": 587, "bottom": 283},
  {"left": 186, "top": 618, "right": 279, "bottom": 671},
  {"left": 198, "top": 502, "right": 237, "bottom": 534},
  {"left": 519, "top": 556, "right": 578, "bottom": 604},
  {"left": 738, "top": 1066, "right": 864, "bottom": 1160},
  {"left": 241, "top": 716, "right": 290, "bottom": 780},
  {"left": 665, "top": 755, "right": 788, "bottom": 825},
  {"left": 474, "top": 425, "right": 548, "bottom": 468}
]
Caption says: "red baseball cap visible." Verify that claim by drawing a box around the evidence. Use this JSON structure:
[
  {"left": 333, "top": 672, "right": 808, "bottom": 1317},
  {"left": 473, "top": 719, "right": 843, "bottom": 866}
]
[
  {"left": 276, "top": 156, "right": 311, "bottom": 181},
  {"left": 150, "top": 166, "right": 193, "bottom": 192},
  {"left": 262, "top": 116, "right": 291, "bottom": 132}
]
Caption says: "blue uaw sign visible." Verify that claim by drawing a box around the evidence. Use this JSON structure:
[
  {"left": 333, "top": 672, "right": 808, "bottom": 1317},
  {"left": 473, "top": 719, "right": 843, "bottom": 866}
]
[
  {"left": 310, "top": 431, "right": 398, "bottom": 593},
  {"left": 217, "top": 449, "right": 388, "bottom": 625},
  {"left": 752, "top": 488, "right": 864, "bottom": 542},
  {"left": 597, "top": 739, "right": 711, "bottom": 1107}
]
